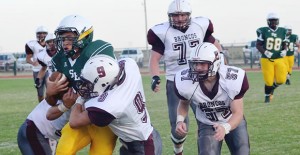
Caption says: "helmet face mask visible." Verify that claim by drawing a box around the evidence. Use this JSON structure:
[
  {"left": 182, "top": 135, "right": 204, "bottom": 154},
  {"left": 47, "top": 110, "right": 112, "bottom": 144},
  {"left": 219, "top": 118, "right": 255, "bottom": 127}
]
[
  {"left": 168, "top": 0, "right": 192, "bottom": 30},
  {"left": 55, "top": 15, "right": 94, "bottom": 58},
  {"left": 188, "top": 43, "right": 221, "bottom": 82}
]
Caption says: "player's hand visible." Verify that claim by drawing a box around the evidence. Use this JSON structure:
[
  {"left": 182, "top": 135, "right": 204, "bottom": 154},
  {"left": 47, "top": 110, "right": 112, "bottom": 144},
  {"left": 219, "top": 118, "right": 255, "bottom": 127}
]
[
  {"left": 151, "top": 75, "right": 161, "bottom": 92},
  {"left": 213, "top": 124, "right": 226, "bottom": 141},
  {"left": 264, "top": 50, "right": 273, "bottom": 58},
  {"left": 62, "top": 88, "right": 78, "bottom": 109},
  {"left": 34, "top": 78, "right": 41, "bottom": 89},
  {"left": 280, "top": 50, "right": 287, "bottom": 57},
  {"left": 46, "top": 73, "right": 69, "bottom": 96},
  {"left": 176, "top": 121, "right": 188, "bottom": 137}
]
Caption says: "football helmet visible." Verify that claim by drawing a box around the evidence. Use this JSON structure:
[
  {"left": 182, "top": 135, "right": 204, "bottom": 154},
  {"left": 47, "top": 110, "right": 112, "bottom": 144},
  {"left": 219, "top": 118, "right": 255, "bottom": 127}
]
[
  {"left": 267, "top": 13, "right": 279, "bottom": 29},
  {"left": 76, "top": 55, "right": 120, "bottom": 99},
  {"left": 188, "top": 42, "right": 221, "bottom": 82},
  {"left": 36, "top": 26, "right": 48, "bottom": 42},
  {"left": 45, "top": 33, "right": 57, "bottom": 57},
  {"left": 168, "top": 0, "right": 192, "bottom": 30},
  {"left": 55, "top": 15, "right": 94, "bottom": 57},
  {"left": 285, "top": 25, "right": 292, "bottom": 36}
]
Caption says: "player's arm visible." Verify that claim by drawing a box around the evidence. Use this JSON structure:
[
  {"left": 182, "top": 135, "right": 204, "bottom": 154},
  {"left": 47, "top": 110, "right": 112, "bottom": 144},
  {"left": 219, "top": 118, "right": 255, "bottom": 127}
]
[
  {"left": 69, "top": 104, "right": 91, "bottom": 128},
  {"left": 46, "top": 88, "right": 76, "bottom": 120},
  {"left": 176, "top": 99, "right": 190, "bottom": 137},
  {"left": 147, "top": 29, "right": 164, "bottom": 92}
]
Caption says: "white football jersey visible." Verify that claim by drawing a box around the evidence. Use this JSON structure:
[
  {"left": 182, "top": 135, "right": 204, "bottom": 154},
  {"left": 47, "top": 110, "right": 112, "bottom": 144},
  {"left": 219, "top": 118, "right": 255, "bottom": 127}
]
[
  {"left": 175, "top": 65, "right": 245, "bottom": 125},
  {"left": 85, "top": 58, "right": 153, "bottom": 142},
  {"left": 27, "top": 99, "right": 70, "bottom": 140},
  {"left": 37, "top": 49, "right": 54, "bottom": 75},
  {"left": 150, "top": 17, "right": 210, "bottom": 81},
  {"left": 26, "top": 40, "right": 45, "bottom": 72}
]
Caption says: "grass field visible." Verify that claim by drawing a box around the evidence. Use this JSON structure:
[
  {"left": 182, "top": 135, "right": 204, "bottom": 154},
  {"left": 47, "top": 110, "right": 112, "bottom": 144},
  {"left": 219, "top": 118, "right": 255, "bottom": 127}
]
[{"left": 1, "top": 71, "right": 300, "bottom": 155}]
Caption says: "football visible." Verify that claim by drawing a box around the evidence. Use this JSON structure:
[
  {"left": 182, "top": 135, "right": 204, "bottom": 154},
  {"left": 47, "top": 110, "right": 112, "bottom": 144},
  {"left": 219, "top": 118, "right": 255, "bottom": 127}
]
[{"left": 49, "top": 72, "right": 68, "bottom": 99}]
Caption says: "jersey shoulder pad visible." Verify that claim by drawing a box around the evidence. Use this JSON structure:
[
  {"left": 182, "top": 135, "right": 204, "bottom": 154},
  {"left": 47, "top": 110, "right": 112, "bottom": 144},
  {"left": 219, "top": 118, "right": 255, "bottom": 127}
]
[
  {"left": 174, "top": 68, "right": 196, "bottom": 99},
  {"left": 82, "top": 40, "right": 115, "bottom": 59},
  {"left": 218, "top": 65, "right": 245, "bottom": 100}
]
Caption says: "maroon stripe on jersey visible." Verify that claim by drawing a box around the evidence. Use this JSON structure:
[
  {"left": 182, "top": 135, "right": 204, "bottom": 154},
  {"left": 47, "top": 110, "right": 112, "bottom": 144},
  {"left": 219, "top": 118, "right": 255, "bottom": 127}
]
[
  {"left": 234, "top": 73, "right": 249, "bottom": 99},
  {"left": 147, "top": 29, "right": 165, "bottom": 55},
  {"left": 26, "top": 119, "right": 47, "bottom": 155},
  {"left": 144, "top": 134, "right": 155, "bottom": 155},
  {"left": 203, "top": 20, "right": 216, "bottom": 44},
  {"left": 87, "top": 107, "right": 116, "bottom": 127},
  {"left": 25, "top": 44, "right": 34, "bottom": 55}
]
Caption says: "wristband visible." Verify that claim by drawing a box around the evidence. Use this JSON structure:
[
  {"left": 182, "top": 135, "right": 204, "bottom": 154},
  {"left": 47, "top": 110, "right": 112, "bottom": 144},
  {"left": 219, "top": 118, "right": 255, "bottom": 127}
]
[
  {"left": 221, "top": 123, "right": 231, "bottom": 134},
  {"left": 176, "top": 115, "right": 185, "bottom": 124},
  {"left": 57, "top": 103, "right": 69, "bottom": 112},
  {"left": 76, "top": 96, "right": 85, "bottom": 105}
]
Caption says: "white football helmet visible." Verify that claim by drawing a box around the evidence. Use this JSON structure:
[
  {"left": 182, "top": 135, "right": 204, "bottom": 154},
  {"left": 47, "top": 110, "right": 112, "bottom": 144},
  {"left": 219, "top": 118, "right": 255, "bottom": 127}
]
[
  {"left": 45, "top": 33, "right": 55, "bottom": 42},
  {"left": 55, "top": 14, "right": 94, "bottom": 57},
  {"left": 168, "top": 0, "right": 192, "bottom": 30},
  {"left": 36, "top": 26, "right": 48, "bottom": 42},
  {"left": 285, "top": 25, "right": 292, "bottom": 35},
  {"left": 76, "top": 55, "right": 120, "bottom": 99},
  {"left": 188, "top": 42, "right": 221, "bottom": 82},
  {"left": 266, "top": 12, "right": 279, "bottom": 28}
]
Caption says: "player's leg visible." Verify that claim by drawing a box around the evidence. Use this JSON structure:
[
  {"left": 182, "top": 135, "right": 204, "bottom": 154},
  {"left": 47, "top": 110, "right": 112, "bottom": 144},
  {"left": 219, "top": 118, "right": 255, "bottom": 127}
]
[
  {"left": 166, "top": 80, "right": 189, "bottom": 154},
  {"left": 17, "top": 120, "right": 35, "bottom": 154},
  {"left": 56, "top": 123, "right": 91, "bottom": 155},
  {"left": 286, "top": 56, "right": 294, "bottom": 85},
  {"left": 224, "top": 118, "right": 250, "bottom": 155},
  {"left": 274, "top": 58, "right": 287, "bottom": 85},
  {"left": 261, "top": 58, "right": 275, "bottom": 103},
  {"left": 88, "top": 124, "right": 117, "bottom": 155},
  {"left": 198, "top": 121, "right": 222, "bottom": 155}
]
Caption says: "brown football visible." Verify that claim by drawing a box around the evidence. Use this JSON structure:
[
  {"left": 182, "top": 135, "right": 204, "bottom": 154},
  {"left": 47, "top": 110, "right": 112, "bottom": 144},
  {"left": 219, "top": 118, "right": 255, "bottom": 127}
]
[{"left": 49, "top": 72, "right": 69, "bottom": 99}]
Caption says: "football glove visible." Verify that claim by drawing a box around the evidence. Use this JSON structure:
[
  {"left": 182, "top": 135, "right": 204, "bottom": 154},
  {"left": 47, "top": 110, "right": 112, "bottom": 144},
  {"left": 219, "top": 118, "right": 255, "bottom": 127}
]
[
  {"left": 151, "top": 75, "right": 161, "bottom": 91},
  {"left": 280, "top": 50, "right": 287, "bottom": 57},
  {"left": 264, "top": 50, "right": 273, "bottom": 58},
  {"left": 34, "top": 78, "right": 41, "bottom": 89}
]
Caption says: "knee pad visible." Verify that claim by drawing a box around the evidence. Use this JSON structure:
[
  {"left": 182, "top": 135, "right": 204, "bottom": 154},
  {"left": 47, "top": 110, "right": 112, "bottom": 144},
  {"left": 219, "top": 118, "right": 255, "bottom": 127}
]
[{"left": 170, "top": 133, "right": 186, "bottom": 145}]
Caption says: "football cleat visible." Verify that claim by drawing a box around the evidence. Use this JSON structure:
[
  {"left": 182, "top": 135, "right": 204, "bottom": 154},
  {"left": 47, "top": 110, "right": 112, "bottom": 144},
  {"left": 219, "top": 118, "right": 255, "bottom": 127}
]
[
  {"left": 286, "top": 79, "right": 290, "bottom": 85},
  {"left": 265, "top": 96, "right": 270, "bottom": 103}
]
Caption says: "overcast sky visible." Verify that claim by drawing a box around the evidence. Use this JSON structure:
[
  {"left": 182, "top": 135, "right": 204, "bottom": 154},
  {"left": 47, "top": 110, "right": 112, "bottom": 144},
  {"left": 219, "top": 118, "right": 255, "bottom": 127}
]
[{"left": 0, "top": 0, "right": 299, "bottom": 53}]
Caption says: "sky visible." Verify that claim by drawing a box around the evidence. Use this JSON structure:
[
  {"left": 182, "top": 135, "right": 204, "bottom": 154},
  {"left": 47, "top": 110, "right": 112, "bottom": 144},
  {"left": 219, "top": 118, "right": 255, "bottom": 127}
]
[{"left": 0, "top": 0, "right": 300, "bottom": 53}]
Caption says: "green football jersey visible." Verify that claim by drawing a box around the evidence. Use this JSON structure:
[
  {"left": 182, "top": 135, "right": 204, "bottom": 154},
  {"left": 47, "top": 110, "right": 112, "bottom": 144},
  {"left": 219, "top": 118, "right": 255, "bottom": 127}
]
[
  {"left": 256, "top": 27, "right": 287, "bottom": 59},
  {"left": 51, "top": 40, "right": 116, "bottom": 89},
  {"left": 286, "top": 34, "right": 298, "bottom": 56}
]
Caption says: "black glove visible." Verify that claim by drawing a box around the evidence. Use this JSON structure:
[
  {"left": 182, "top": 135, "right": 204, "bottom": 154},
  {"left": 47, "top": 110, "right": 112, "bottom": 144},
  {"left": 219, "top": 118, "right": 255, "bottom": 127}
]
[
  {"left": 151, "top": 76, "right": 161, "bottom": 91},
  {"left": 34, "top": 78, "right": 41, "bottom": 89}
]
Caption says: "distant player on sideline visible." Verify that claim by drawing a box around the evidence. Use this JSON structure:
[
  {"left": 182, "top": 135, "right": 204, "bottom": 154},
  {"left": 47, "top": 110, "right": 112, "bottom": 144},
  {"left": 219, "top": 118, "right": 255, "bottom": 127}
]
[{"left": 283, "top": 25, "right": 300, "bottom": 85}]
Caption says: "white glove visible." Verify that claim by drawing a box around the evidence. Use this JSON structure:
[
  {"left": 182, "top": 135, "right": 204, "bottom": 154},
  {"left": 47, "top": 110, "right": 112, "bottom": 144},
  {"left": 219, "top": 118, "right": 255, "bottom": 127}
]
[
  {"left": 280, "top": 50, "right": 287, "bottom": 57},
  {"left": 264, "top": 50, "right": 273, "bottom": 58}
]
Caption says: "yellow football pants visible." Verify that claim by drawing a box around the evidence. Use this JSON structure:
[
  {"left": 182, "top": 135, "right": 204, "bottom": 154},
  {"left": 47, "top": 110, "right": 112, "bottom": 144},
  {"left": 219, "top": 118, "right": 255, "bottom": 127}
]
[
  {"left": 284, "top": 55, "right": 294, "bottom": 74},
  {"left": 260, "top": 58, "right": 287, "bottom": 86},
  {"left": 56, "top": 123, "right": 117, "bottom": 155}
]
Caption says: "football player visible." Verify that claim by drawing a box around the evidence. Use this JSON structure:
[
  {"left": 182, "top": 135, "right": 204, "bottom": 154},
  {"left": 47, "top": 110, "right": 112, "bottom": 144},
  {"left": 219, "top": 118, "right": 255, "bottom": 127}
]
[
  {"left": 69, "top": 56, "right": 162, "bottom": 155},
  {"left": 45, "top": 15, "right": 117, "bottom": 155},
  {"left": 17, "top": 98, "right": 70, "bottom": 155},
  {"left": 147, "top": 0, "right": 222, "bottom": 154},
  {"left": 175, "top": 42, "right": 250, "bottom": 155},
  {"left": 25, "top": 25, "right": 48, "bottom": 102},
  {"left": 35, "top": 33, "right": 57, "bottom": 89},
  {"left": 256, "top": 12, "right": 287, "bottom": 103},
  {"left": 283, "top": 25, "right": 300, "bottom": 85}
]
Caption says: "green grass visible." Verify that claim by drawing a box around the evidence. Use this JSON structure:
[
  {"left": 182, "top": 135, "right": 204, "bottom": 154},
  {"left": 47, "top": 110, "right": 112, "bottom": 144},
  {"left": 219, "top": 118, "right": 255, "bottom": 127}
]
[{"left": 1, "top": 71, "right": 300, "bottom": 155}]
